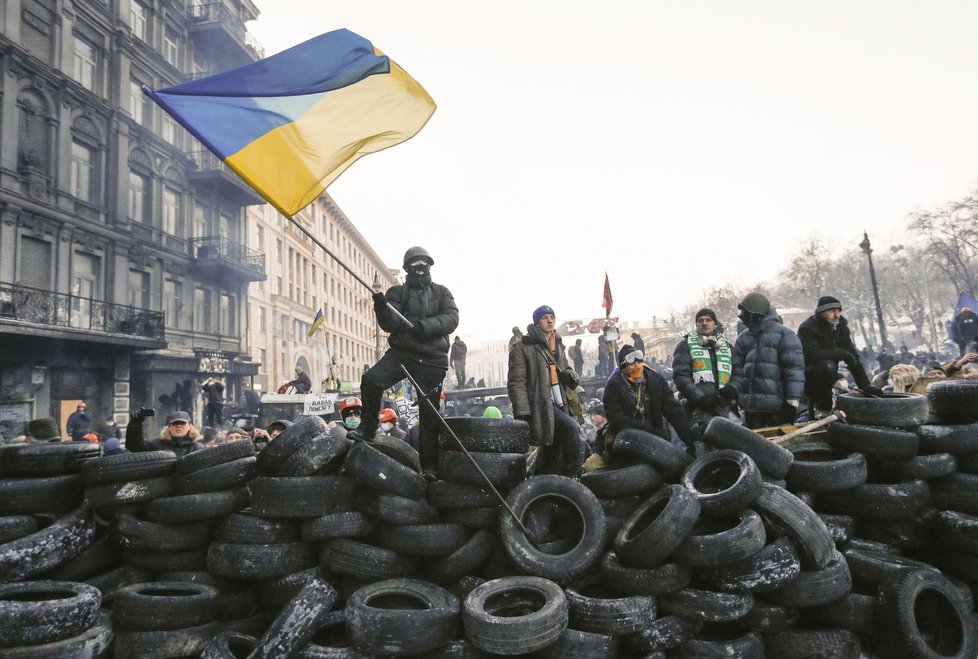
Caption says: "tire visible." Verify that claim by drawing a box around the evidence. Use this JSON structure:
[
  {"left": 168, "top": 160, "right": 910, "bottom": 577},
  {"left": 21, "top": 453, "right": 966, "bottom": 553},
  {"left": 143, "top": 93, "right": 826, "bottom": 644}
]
[
  {"left": 320, "top": 539, "right": 420, "bottom": 581},
  {"left": 536, "top": 627, "right": 618, "bottom": 658},
  {"left": 357, "top": 489, "right": 439, "bottom": 526},
  {"left": 612, "top": 428, "right": 694, "bottom": 475},
  {"left": 365, "top": 435, "right": 422, "bottom": 473},
  {"left": 0, "top": 442, "right": 101, "bottom": 476},
  {"left": 836, "top": 391, "right": 929, "bottom": 427},
  {"left": 765, "top": 629, "right": 861, "bottom": 659},
  {"left": 427, "top": 481, "right": 498, "bottom": 510},
  {"left": 702, "top": 416, "right": 794, "bottom": 478},
  {"left": 0, "top": 504, "right": 95, "bottom": 581},
  {"left": 872, "top": 453, "right": 957, "bottom": 481},
  {"left": 857, "top": 513, "right": 934, "bottom": 552},
  {"left": 113, "top": 581, "right": 218, "bottom": 631},
  {"left": 500, "top": 475, "right": 606, "bottom": 584},
  {"left": 112, "top": 621, "right": 221, "bottom": 659},
  {"left": 0, "top": 611, "right": 112, "bottom": 658},
  {"left": 599, "top": 551, "right": 691, "bottom": 595},
  {"left": 750, "top": 482, "right": 834, "bottom": 570},
  {"left": 0, "top": 580, "right": 101, "bottom": 647},
  {"left": 820, "top": 479, "right": 931, "bottom": 521},
  {"left": 0, "top": 516, "right": 39, "bottom": 543},
  {"left": 928, "top": 380, "right": 978, "bottom": 424},
  {"left": 300, "top": 512, "right": 376, "bottom": 543},
  {"left": 344, "top": 441, "right": 427, "bottom": 499},
  {"left": 424, "top": 529, "right": 498, "bottom": 585},
  {"left": 114, "top": 513, "right": 211, "bottom": 552},
  {"left": 678, "top": 629, "right": 765, "bottom": 658},
  {"left": 462, "top": 576, "right": 568, "bottom": 655},
  {"left": 564, "top": 576, "right": 656, "bottom": 635},
  {"left": 659, "top": 588, "right": 753, "bottom": 622},
  {"left": 624, "top": 614, "right": 701, "bottom": 653},
  {"left": 173, "top": 456, "right": 257, "bottom": 495},
  {"left": 438, "top": 451, "right": 526, "bottom": 486},
  {"left": 378, "top": 523, "right": 470, "bottom": 557},
  {"left": 40, "top": 534, "right": 121, "bottom": 581},
  {"left": 579, "top": 463, "right": 663, "bottom": 498},
  {"left": 614, "top": 484, "right": 701, "bottom": 569},
  {"left": 144, "top": 487, "right": 249, "bottom": 525},
  {"left": 672, "top": 510, "right": 767, "bottom": 567},
  {"left": 0, "top": 475, "right": 83, "bottom": 514},
  {"left": 680, "top": 450, "right": 762, "bottom": 516},
  {"left": 934, "top": 510, "right": 978, "bottom": 553},
  {"left": 213, "top": 513, "right": 300, "bottom": 545},
  {"left": 877, "top": 568, "right": 977, "bottom": 659},
  {"left": 255, "top": 415, "right": 328, "bottom": 475},
  {"left": 818, "top": 513, "right": 855, "bottom": 546},
  {"left": 80, "top": 450, "right": 177, "bottom": 486},
  {"left": 439, "top": 417, "right": 531, "bottom": 453},
  {"left": 251, "top": 577, "right": 337, "bottom": 659},
  {"left": 250, "top": 476, "right": 356, "bottom": 518},
  {"left": 84, "top": 565, "right": 151, "bottom": 606},
  {"left": 208, "top": 542, "right": 313, "bottom": 580},
  {"left": 275, "top": 431, "right": 351, "bottom": 477},
  {"left": 258, "top": 567, "right": 325, "bottom": 612},
  {"left": 84, "top": 476, "right": 173, "bottom": 509},
  {"left": 826, "top": 423, "right": 919, "bottom": 459},
  {"left": 734, "top": 602, "right": 797, "bottom": 632},
  {"left": 441, "top": 506, "right": 500, "bottom": 531},
  {"left": 697, "top": 535, "right": 801, "bottom": 593},
  {"left": 175, "top": 441, "right": 255, "bottom": 476},
  {"left": 767, "top": 550, "right": 852, "bottom": 607},
  {"left": 347, "top": 578, "right": 460, "bottom": 656},
  {"left": 123, "top": 547, "right": 208, "bottom": 573},
  {"left": 917, "top": 423, "right": 978, "bottom": 455},
  {"left": 598, "top": 494, "right": 644, "bottom": 518},
  {"left": 786, "top": 442, "right": 868, "bottom": 492},
  {"left": 932, "top": 473, "right": 978, "bottom": 515},
  {"left": 810, "top": 592, "right": 877, "bottom": 636},
  {"left": 843, "top": 548, "right": 939, "bottom": 586},
  {"left": 200, "top": 631, "right": 259, "bottom": 659}
]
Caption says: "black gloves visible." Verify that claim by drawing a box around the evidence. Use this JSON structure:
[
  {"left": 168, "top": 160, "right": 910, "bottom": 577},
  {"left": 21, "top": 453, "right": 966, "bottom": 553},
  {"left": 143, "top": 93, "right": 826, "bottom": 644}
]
[
  {"left": 718, "top": 385, "right": 738, "bottom": 402},
  {"left": 830, "top": 348, "right": 854, "bottom": 363},
  {"left": 781, "top": 401, "right": 799, "bottom": 423},
  {"left": 696, "top": 395, "right": 719, "bottom": 412},
  {"left": 132, "top": 407, "right": 154, "bottom": 421},
  {"left": 372, "top": 291, "right": 386, "bottom": 306},
  {"left": 859, "top": 384, "right": 885, "bottom": 398}
]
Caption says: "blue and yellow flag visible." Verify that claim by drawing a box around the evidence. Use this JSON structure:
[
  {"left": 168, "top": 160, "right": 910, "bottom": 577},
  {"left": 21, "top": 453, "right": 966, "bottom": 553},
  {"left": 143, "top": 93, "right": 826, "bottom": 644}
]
[
  {"left": 144, "top": 29, "right": 435, "bottom": 217},
  {"left": 308, "top": 308, "right": 325, "bottom": 337}
]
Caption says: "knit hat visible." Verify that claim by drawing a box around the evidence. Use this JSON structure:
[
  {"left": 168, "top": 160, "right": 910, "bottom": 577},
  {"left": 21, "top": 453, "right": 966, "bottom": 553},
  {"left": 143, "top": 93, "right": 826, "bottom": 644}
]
[
  {"left": 532, "top": 305, "right": 555, "bottom": 325},
  {"left": 816, "top": 296, "right": 843, "bottom": 314},
  {"left": 482, "top": 406, "right": 502, "bottom": 419},
  {"left": 738, "top": 292, "right": 771, "bottom": 316},
  {"left": 102, "top": 437, "right": 124, "bottom": 456},
  {"left": 617, "top": 344, "right": 644, "bottom": 367},
  {"left": 28, "top": 417, "right": 60, "bottom": 441},
  {"left": 695, "top": 308, "right": 718, "bottom": 323}
]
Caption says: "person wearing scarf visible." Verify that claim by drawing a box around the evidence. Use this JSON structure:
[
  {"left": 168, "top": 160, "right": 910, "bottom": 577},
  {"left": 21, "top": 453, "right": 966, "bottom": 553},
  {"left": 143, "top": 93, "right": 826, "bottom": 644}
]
[
  {"left": 508, "top": 305, "right": 583, "bottom": 476},
  {"left": 603, "top": 344, "right": 697, "bottom": 457},
  {"left": 672, "top": 308, "right": 734, "bottom": 432}
]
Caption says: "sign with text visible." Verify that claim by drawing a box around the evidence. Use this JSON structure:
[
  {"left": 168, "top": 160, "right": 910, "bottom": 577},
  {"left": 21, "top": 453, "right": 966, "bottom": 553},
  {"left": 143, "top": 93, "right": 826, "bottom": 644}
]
[{"left": 303, "top": 393, "right": 337, "bottom": 416}]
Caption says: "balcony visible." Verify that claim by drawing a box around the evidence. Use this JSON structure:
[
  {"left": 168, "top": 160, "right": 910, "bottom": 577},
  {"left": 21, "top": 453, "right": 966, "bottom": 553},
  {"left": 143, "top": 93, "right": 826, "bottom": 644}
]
[
  {"left": 187, "top": 150, "right": 266, "bottom": 207},
  {"left": 190, "top": 235, "right": 267, "bottom": 283},
  {"left": 189, "top": 3, "right": 264, "bottom": 66},
  {"left": 0, "top": 282, "right": 166, "bottom": 348}
]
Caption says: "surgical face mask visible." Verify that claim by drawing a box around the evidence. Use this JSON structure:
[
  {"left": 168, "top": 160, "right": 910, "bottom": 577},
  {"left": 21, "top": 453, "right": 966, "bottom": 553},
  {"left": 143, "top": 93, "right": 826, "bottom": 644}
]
[
  {"left": 344, "top": 416, "right": 361, "bottom": 430},
  {"left": 381, "top": 422, "right": 394, "bottom": 432}
]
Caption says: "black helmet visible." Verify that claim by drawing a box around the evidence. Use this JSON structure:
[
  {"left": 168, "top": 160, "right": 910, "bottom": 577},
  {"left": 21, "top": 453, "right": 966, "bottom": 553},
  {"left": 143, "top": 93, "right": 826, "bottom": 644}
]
[
  {"left": 403, "top": 246, "right": 434, "bottom": 268},
  {"left": 738, "top": 292, "right": 771, "bottom": 316}
]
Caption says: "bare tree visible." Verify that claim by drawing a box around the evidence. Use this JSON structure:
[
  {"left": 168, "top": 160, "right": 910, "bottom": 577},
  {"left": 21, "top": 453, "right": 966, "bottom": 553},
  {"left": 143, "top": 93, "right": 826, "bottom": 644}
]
[{"left": 908, "top": 197, "right": 978, "bottom": 296}]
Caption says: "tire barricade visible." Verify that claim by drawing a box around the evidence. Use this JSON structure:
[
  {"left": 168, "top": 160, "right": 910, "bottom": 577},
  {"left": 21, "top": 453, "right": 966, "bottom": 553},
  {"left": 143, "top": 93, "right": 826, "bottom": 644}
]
[{"left": 0, "top": 401, "right": 975, "bottom": 657}]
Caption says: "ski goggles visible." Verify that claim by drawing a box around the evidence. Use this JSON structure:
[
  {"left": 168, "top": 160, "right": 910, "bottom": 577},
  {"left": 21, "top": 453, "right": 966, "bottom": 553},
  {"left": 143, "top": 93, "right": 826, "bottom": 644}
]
[{"left": 619, "top": 349, "right": 644, "bottom": 366}]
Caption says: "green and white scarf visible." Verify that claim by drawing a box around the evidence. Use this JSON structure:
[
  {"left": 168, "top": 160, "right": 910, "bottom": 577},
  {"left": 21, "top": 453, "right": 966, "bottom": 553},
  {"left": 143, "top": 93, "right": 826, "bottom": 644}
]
[{"left": 686, "top": 332, "right": 732, "bottom": 386}]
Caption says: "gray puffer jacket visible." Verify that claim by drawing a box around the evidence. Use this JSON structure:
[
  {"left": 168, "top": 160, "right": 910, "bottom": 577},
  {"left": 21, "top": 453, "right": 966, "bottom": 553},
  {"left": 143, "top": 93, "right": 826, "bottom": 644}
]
[{"left": 729, "top": 310, "right": 805, "bottom": 413}]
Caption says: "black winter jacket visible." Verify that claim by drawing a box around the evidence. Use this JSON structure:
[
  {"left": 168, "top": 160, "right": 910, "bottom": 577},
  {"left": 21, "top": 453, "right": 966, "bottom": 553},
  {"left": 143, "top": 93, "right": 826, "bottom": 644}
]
[
  {"left": 672, "top": 333, "right": 731, "bottom": 406},
  {"left": 603, "top": 366, "right": 695, "bottom": 444},
  {"left": 508, "top": 325, "right": 576, "bottom": 446},
  {"left": 124, "top": 416, "right": 204, "bottom": 457},
  {"left": 797, "top": 314, "right": 871, "bottom": 388},
  {"left": 729, "top": 310, "right": 805, "bottom": 413},
  {"left": 377, "top": 274, "right": 459, "bottom": 368}
]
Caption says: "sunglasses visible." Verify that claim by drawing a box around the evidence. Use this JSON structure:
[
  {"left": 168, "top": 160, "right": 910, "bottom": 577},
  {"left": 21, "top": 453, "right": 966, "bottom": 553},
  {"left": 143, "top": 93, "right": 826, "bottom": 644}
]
[{"left": 621, "top": 349, "right": 644, "bottom": 365}]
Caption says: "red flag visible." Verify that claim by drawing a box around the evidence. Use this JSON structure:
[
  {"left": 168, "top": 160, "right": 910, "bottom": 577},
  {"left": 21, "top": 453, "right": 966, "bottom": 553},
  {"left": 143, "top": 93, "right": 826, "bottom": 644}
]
[{"left": 601, "top": 272, "right": 613, "bottom": 318}]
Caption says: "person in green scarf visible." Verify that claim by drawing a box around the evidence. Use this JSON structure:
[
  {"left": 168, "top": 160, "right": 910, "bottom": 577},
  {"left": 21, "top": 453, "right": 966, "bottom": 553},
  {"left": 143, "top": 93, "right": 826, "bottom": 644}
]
[{"left": 672, "top": 308, "right": 734, "bottom": 432}]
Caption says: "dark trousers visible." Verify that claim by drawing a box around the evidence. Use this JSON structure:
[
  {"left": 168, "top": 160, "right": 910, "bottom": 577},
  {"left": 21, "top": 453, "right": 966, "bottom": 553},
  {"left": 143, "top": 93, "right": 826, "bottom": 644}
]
[
  {"left": 360, "top": 350, "right": 446, "bottom": 472},
  {"left": 745, "top": 411, "right": 782, "bottom": 430},
  {"left": 804, "top": 360, "right": 839, "bottom": 413},
  {"left": 453, "top": 362, "right": 465, "bottom": 388},
  {"left": 536, "top": 405, "right": 582, "bottom": 476},
  {"left": 205, "top": 402, "right": 223, "bottom": 426}
]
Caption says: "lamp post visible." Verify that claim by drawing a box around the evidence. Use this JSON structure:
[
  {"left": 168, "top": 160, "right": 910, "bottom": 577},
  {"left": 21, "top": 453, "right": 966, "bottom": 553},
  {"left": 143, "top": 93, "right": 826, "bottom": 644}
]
[
  {"left": 859, "top": 232, "right": 888, "bottom": 348},
  {"left": 372, "top": 274, "right": 383, "bottom": 361}
]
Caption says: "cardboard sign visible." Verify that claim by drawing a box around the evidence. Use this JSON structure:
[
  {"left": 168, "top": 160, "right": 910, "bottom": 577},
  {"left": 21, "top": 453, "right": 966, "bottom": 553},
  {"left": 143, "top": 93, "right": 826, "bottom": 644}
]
[{"left": 303, "top": 393, "right": 337, "bottom": 416}]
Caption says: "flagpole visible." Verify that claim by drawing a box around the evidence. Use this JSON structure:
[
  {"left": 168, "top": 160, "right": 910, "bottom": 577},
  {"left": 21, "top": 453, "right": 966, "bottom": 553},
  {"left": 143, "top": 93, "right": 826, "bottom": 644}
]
[{"left": 283, "top": 213, "right": 413, "bottom": 330}]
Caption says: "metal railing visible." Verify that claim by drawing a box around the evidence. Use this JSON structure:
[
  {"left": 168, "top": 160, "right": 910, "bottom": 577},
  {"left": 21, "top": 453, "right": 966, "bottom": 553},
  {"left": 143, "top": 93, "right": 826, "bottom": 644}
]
[
  {"left": 0, "top": 282, "right": 165, "bottom": 340},
  {"left": 189, "top": 3, "right": 264, "bottom": 59},
  {"left": 191, "top": 235, "right": 265, "bottom": 274}
]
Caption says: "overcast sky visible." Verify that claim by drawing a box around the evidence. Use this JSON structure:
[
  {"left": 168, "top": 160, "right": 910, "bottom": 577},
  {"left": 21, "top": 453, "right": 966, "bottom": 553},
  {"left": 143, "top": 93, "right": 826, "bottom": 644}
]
[{"left": 248, "top": 1, "right": 978, "bottom": 344}]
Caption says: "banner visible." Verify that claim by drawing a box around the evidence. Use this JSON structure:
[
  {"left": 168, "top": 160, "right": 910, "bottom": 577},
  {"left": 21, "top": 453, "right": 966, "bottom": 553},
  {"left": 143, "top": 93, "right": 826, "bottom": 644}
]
[{"left": 303, "top": 393, "right": 337, "bottom": 416}]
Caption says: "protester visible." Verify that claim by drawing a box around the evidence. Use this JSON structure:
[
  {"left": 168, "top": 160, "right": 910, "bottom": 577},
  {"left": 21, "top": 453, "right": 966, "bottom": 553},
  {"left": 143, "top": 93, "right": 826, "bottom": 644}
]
[
  {"left": 126, "top": 409, "right": 203, "bottom": 457},
  {"left": 953, "top": 307, "right": 978, "bottom": 356},
  {"left": 95, "top": 415, "right": 121, "bottom": 440},
  {"left": 338, "top": 397, "right": 364, "bottom": 436},
  {"left": 722, "top": 292, "right": 805, "bottom": 429},
  {"left": 201, "top": 377, "right": 225, "bottom": 426},
  {"left": 288, "top": 368, "right": 312, "bottom": 394},
  {"left": 66, "top": 402, "right": 92, "bottom": 441},
  {"left": 509, "top": 326, "right": 523, "bottom": 351},
  {"left": 353, "top": 246, "right": 459, "bottom": 480},
  {"left": 797, "top": 295, "right": 883, "bottom": 419},
  {"left": 508, "top": 305, "right": 582, "bottom": 476},
  {"left": 568, "top": 338, "right": 585, "bottom": 378},
  {"left": 482, "top": 406, "right": 502, "bottom": 419},
  {"left": 886, "top": 363, "right": 920, "bottom": 394},
  {"left": 102, "top": 436, "right": 125, "bottom": 456},
  {"left": 450, "top": 336, "right": 467, "bottom": 388},
  {"left": 672, "top": 308, "right": 734, "bottom": 432},
  {"left": 630, "top": 331, "right": 645, "bottom": 355},
  {"left": 378, "top": 407, "right": 407, "bottom": 439}
]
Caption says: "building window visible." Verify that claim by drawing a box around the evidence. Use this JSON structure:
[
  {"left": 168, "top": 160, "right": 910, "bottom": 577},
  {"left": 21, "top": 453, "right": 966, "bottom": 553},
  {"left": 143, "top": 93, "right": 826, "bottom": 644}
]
[
  {"left": 258, "top": 305, "right": 266, "bottom": 333},
  {"left": 259, "top": 349, "right": 267, "bottom": 372},
  {"left": 194, "top": 287, "right": 211, "bottom": 332},
  {"left": 162, "top": 187, "right": 180, "bottom": 235},
  {"left": 164, "top": 279, "right": 181, "bottom": 326},
  {"left": 193, "top": 202, "right": 207, "bottom": 237},
  {"left": 70, "top": 141, "right": 96, "bottom": 202},
  {"left": 129, "top": 80, "right": 148, "bottom": 125},
  {"left": 18, "top": 236, "right": 52, "bottom": 289},
  {"left": 72, "top": 36, "right": 97, "bottom": 91},
  {"left": 128, "top": 171, "right": 150, "bottom": 222},
  {"left": 162, "top": 114, "right": 179, "bottom": 147},
  {"left": 220, "top": 293, "right": 235, "bottom": 335},
  {"left": 163, "top": 26, "right": 179, "bottom": 67},
  {"left": 17, "top": 92, "right": 51, "bottom": 175},
  {"left": 128, "top": 269, "right": 150, "bottom": 308},
  {"left": 276, "top": 239, "right": 283, "bottom": 263},
  {"left": 130, "top": 1, "right": 147, "bottom": 41}
]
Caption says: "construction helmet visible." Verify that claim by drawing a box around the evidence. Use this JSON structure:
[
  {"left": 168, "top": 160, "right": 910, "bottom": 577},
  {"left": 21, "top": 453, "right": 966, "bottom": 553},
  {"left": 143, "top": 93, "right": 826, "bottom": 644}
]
[
  {"left": 403, "top": 246, "right": 434, "bottom": 268},
  {"left": 378, "top": 408, "right": 397, "bottom": 423},
  {"left": 738, "top": 292, "right": 771, "bottom": 316},
  {"left": 339, "top": 397, "right": 363, "bottom": 416}
]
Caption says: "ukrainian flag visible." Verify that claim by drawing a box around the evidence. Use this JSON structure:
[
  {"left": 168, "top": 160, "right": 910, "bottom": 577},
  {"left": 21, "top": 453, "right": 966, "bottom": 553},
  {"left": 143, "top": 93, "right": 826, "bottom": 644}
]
[
  {"left": 144, "top": 29, "right": 435, "bottom": 217},
  {"left": 308, "top": 308, "right": 325, "bottom": 337}
]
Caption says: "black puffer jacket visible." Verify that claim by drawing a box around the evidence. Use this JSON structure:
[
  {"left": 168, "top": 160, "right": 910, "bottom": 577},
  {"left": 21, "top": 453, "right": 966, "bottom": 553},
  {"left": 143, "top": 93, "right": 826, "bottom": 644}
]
[
  {"left": 797, "top": 314, "right": 871, "bottom": 388},
  {"left": 377, "top": 274, "right": 459, "bottom": 368},
  {"left": 729, "top": 310, "right": 805, "bottom": 413},
  {"left": 603, "top": 366, "right": 695, "bottom": 444},
  {"left": 124, "top": 417, "right": 204, "bottom": 457}
]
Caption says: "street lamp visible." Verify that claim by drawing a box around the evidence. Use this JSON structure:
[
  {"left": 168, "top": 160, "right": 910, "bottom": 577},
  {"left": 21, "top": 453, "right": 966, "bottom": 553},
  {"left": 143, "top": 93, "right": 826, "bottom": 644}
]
[
  {"left": 859, "top": 231, "right": 888, "bottom": 348},
  {"left": 372, "top": 274, "right": 383, "bottom": 361}
]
